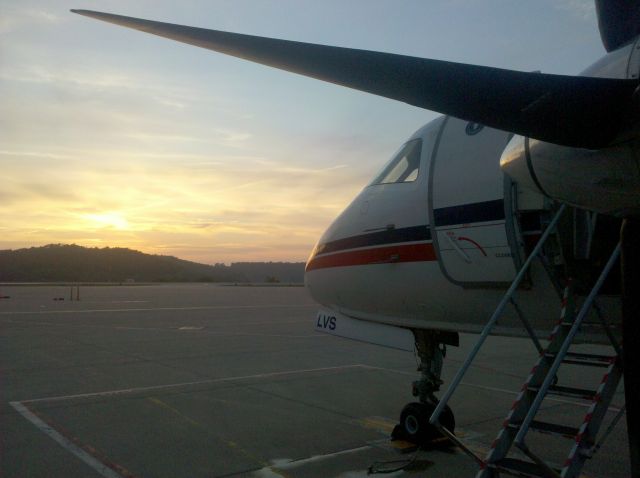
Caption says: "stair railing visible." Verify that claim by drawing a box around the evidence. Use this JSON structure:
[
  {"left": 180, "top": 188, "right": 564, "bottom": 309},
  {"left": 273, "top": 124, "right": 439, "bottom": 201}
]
[
  {"left": 513, "top": 242, "right": 621, "bottom": 450},
  {"left": 429, "top": 204, "right": 568, "bottom": 450}
]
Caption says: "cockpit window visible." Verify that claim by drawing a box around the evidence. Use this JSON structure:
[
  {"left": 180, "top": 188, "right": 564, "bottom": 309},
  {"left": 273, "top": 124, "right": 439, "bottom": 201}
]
[{"left": 371, "top": 138, "right": 422, "bottom": 185}]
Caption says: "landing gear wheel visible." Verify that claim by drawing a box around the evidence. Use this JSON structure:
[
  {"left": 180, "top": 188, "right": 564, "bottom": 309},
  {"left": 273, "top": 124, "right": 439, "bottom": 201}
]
[{"left": 395, "top": 402, "right": 455, "bottom": 445}]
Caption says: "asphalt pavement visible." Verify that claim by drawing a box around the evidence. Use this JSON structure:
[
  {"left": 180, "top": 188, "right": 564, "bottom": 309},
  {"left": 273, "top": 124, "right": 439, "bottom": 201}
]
[{"left": 0, "top": 284, "right": 629, "bottom": 477}]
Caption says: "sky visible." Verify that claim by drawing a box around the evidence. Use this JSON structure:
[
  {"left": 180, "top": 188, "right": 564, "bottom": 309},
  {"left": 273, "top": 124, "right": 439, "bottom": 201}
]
[{"left": 0, "top": 0, "right": 605, "bottom": 264}]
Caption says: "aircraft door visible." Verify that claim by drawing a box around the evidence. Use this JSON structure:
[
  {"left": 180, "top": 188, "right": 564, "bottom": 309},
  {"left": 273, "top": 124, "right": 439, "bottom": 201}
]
[{"left": 429, "top": 117, "right": 517, "bottom": 286}]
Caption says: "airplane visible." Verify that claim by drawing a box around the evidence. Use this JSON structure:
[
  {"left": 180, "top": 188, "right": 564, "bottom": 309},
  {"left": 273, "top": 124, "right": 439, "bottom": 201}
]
[{"left": 72, "top": 3, "right": 639, "bottom": 477}]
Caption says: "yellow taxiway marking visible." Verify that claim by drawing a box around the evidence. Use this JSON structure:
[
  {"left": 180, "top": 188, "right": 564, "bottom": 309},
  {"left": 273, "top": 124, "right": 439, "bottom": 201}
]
[
  {"left": 147, "top": 396, "right": 269, "bottom": 468},
  {"left": 147, "top": 397, "right": 203, "bottom": 429},
  {"left": 358, "top": 416, "right": 396, "bottom": 434}
]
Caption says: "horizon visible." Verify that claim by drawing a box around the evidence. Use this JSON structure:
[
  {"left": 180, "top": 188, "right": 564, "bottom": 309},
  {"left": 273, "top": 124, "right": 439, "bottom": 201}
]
[
  {"left": 0, "top": 243, "right": 306, "bottom": 266},
  {"left": 1, "top": 1, "right": 603, "bottom": 263}
]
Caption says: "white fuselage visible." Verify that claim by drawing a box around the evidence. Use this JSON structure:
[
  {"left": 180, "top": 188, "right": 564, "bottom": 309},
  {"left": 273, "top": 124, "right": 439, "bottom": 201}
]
[
  {"left": 305, "top": 116, "right": 564, "bottom": 337},
  {"left": 304, "top": 39, "right": 639, "bottom": 340}
]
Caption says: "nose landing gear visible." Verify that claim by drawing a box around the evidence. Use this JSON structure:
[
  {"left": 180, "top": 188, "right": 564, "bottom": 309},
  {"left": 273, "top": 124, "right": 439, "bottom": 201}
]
[
  {"left": 392, "top": 330, "right": 457, "bottom": 446},
  {"left": 397, "top": 401, "right": 455, "bottom": 445}
]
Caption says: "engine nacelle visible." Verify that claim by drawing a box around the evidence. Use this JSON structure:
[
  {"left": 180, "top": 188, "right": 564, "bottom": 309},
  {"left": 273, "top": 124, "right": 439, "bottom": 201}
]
[
  {"left": 500, "top": 35, "right": 640, "bottom": 217},
  {"left": 500, "top": 135, "right": 640, "bottom": 217}
]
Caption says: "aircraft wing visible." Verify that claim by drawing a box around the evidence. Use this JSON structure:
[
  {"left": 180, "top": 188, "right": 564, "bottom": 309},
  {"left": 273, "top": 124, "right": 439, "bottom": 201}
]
[{"left": 72, "top": 9, "right": 638, "bottom": 150}]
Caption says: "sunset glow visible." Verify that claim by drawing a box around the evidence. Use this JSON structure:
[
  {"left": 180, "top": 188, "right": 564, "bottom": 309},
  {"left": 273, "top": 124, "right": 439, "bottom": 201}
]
[{"left": 0, "top": 1, "right": 603, "bottom": 263}]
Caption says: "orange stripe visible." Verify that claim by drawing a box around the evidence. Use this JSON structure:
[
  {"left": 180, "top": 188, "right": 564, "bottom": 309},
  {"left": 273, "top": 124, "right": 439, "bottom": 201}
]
[{"left": 306, "top": 243, "right": 436, "bottom": 271}]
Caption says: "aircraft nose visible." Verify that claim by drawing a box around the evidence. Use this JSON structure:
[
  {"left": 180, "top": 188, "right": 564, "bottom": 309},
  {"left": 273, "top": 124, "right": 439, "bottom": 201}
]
[{"left": 305, "top": 243, "right": 320, "bottom": 274}]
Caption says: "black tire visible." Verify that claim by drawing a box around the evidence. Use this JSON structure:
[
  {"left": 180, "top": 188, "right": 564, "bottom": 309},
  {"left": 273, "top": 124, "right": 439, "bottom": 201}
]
[
  {"left": 399, "top": 402, "right": 455, "bottom": 445},
  {"left": 438, "top": 403, "right": 456, "bottom": 433}
]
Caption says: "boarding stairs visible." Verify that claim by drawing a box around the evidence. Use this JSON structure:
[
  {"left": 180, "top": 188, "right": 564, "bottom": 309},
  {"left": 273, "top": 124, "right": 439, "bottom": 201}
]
[{"left": 429, "top": 204, "right": 625, "bottom": 478}]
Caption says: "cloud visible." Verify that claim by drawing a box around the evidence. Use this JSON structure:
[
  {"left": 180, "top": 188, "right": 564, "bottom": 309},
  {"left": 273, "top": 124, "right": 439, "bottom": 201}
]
[
  {"left": 0, "top": 64, "right": 131, "bottom": 89},
  {"left": 0, "top": 8, "right": 385, "bottom": 264},
  {"left": 18, "top": 181, "right": 80, "bottom": 202},
  {"left": 0, "top": 150, "right": 78, "bottom": 160},
  {"left": 0, "top": 6, "right": 61, "bottom": 34},
  {"left": 555, "top": 0, "right": 595, "bottom": 21},
  {"left": 212, "top": 128, "right": 252, "bottom": 143},
  {"left": 0, "top": 60, "right": 247, "bottom": 121},
  {"left": 0, "top": 136, "right": 357, "bottom": 263}
]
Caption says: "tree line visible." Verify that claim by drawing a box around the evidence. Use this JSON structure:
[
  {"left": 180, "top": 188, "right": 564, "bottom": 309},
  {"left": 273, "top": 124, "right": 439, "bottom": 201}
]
[{"left": 0, "top": 244, "right": 305, "bottom": 283}]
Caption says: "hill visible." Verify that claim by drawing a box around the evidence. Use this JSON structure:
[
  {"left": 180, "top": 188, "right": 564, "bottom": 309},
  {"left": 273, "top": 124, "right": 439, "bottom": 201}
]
[{"left": 0, "top": 244, "right": 305, "bottom": 283}]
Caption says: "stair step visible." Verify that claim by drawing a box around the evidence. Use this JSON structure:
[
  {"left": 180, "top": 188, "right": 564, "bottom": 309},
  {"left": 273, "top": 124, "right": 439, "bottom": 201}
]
[
  {"left": 544, "top": 352, "right": 613, "bottom": 368},
  {"left": 529, "top": 420, "right": 579, "bottom": 438},
  {"left": 566, "top": 352, "right": 613, "bottom": 362},
  {"left": 492, "top": 457, "right": 559, "bottom": 478},
  {"left": 550, "top": 385, "right": 597, "bottom": 400},
  {"left": 560, "top": 321, "right": 602, "bottom": 328},
  {"left": 507, "top": 420, "right": 579, "bottom": 439},
  {"left": 529, "top": 385, "right": 597, "bottom": 400}
]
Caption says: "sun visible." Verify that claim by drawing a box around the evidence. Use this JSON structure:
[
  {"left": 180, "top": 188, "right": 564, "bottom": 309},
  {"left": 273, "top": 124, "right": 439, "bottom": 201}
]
[{"left": 84, "top": 212, "right": 130, "bottom": 230}]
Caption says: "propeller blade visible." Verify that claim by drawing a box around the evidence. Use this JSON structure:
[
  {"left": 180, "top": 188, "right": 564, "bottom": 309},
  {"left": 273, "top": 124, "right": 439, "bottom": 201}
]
[{"left": 72, "top": 9, "right": 638, "bottom": 149}]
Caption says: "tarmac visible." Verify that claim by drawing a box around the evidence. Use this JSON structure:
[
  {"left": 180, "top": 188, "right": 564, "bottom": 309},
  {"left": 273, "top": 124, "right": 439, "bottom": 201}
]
[{"left": 0, "top": 284, "right": 630, "bottom": 477}]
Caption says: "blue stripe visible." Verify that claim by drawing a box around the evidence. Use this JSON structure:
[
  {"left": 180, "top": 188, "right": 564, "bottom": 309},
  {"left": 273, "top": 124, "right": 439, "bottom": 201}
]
[
  {"left": 433, "top": 199, "right": 504, "bottom": 227},
  {"left": 316, "top": 225, "right": 431, "bottom": 256},
  {"left": 315, "top": 199, "right": 505, "bottom": 256}
]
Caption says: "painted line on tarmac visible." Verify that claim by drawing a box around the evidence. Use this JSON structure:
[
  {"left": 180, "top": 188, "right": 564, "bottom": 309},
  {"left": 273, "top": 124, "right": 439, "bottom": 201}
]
[
  {"left": 195, "top": 331, "right": 325, "bottom": 339},
  {"left": 13, "top": 366, "right": 370, "bottom": 476},
  {"left": 0, "top": 304, "right": 316, "bottom": 315},
  {"left": 253, "top": 444, "right": 372, "bottom": 475},
  {"left": 2, "top": 319, "right": 326, "bottom": 338},
  {"left": 20, "top": 364, "right": 368, "bottom": 404},
  {"left": 9, "top": 401, "right": 128, "bottom": 478},
  {"left": 1, "top": 320, "right": 318, "bottom": 337},
  {"left": 360, "top": 365, "right": 414, "bottom": 376}
]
